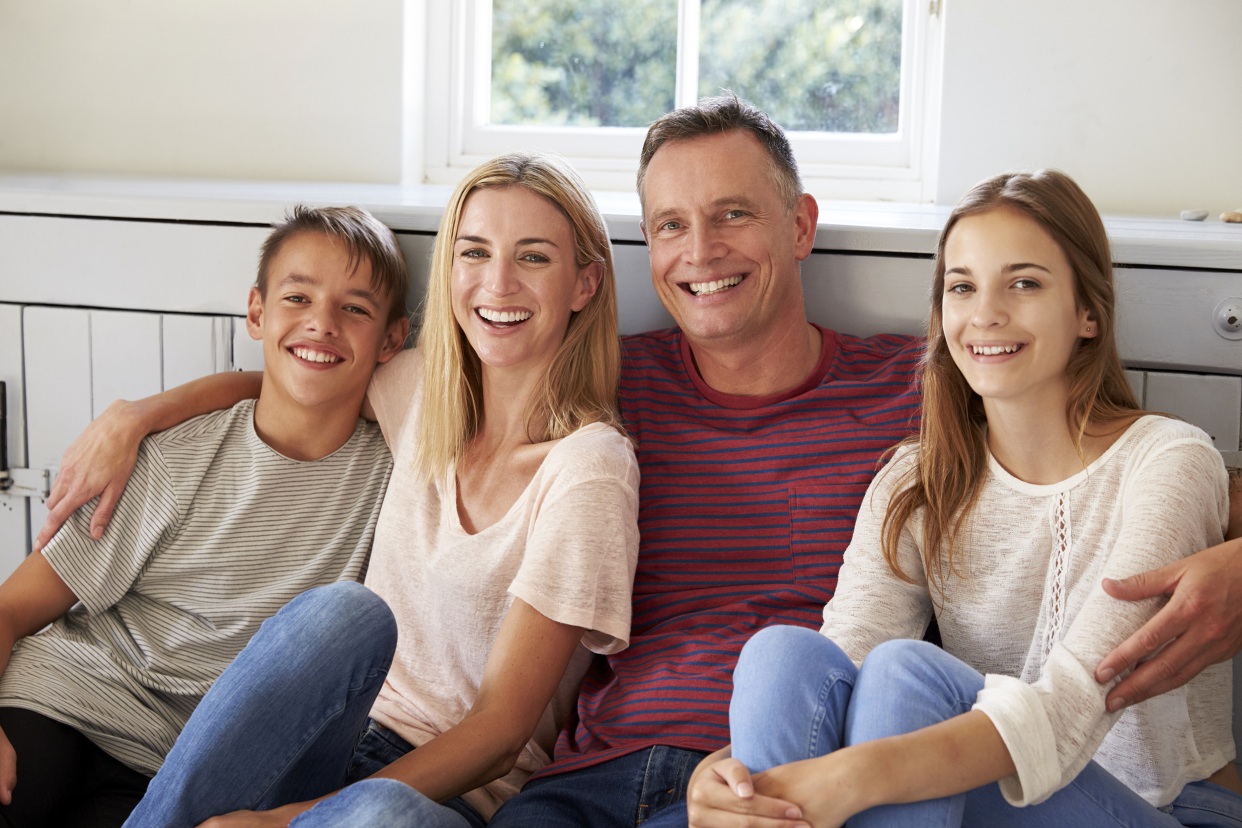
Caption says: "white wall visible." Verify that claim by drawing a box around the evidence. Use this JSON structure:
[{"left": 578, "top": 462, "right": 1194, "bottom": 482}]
[
  {"left": 936, "top": 0, "right": 1242, "bottom": 216},
  {"left": 0, "top": 0, "right": 405, "bottom": 184},
  {"left": 1, "top": 2, "right": 1240, "bottom": 217}
]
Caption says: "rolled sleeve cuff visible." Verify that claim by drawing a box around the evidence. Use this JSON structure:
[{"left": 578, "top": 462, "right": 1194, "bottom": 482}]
[{"left": 973, "top": 673, "right": 1061, "bottom": 806}]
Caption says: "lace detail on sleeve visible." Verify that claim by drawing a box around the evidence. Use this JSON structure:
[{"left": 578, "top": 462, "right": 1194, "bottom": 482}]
[{"left": 1042, "top": 492, "right": 1072, "bottom": 662}]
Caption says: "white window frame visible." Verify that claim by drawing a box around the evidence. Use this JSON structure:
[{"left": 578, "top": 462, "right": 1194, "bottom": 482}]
[{"left": 421, "top": 0, "right": 943, "bottom": 202}]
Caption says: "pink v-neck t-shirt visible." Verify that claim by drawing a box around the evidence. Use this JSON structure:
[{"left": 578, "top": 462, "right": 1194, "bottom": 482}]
[{"left": 364, "top": 348, "right": 640, "bottom": 817}]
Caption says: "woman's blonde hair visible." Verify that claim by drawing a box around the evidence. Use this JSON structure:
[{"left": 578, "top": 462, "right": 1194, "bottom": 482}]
[
  {"left": 881, "top": 169, "right": 1142, "bottom": 598},
  {"left": 414, "top": 152, "right": 623, "bottom": 480}
]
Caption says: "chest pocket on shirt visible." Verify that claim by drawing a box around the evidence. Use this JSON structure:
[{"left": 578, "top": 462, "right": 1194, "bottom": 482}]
[{"left": 789, "top": 484, "right": 863, "bottom": 586}]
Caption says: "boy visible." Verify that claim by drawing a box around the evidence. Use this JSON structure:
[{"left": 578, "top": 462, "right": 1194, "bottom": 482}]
[{"left": 0, "top": 206, "right": 409, "bottom": 827}]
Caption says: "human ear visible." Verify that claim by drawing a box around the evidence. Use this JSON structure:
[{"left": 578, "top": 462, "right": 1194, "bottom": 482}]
[
  {"left": 1079, "top": 306, "right": 1098, "bottom": 339},
  {"left": 570, "top": 261, "right": 603, "bottom": 313},
  {"left": 792, "top": 193, "right": 819, "bottom": 261},
  {"left": 377, "top": 316, "right": 410, "bottom": 364},
  {"left": 246, "top": 287, "right": 265, "bottom": 341}
]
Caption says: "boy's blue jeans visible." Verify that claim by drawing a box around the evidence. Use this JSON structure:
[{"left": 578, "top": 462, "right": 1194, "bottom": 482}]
[
  {"left": 730, "top": 625, "right": 1242, "bottom": 828},
  {"left": 122, "top": 582, "right": 483, "bottom": 828}
]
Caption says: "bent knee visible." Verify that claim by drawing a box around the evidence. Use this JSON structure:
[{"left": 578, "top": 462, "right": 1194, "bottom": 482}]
[
  {"left": 295, "top": 778, "right": 431, "bottom": 827},
  {"left": 735, "top": 625, "right": 839, "bottom": 689},
  {"left": 859, "top": 638, "right": 980, "bottom": 702},
  {"left": 280, "top": 582, "right": 398, "bottom": 655}
]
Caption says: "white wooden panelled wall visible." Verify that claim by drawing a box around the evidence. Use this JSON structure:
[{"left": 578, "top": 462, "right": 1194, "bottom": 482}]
[{"left": 2, "top": 212, "right": 1241, "bottom": 572}]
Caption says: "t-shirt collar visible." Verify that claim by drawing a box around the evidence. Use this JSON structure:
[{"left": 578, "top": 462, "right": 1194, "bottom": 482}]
[{"left": 678, "top": 323, "right": 837, "bottom": 410}]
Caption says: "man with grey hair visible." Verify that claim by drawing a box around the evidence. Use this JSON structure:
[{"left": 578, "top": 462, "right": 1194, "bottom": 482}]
[{"left": 486, "top": 94, "right": 924, "bottom": 827}]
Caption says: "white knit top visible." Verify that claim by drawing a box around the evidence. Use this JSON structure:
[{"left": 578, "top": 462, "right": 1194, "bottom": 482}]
[{"left": 821, "top": 415, "right": 1232, "bottom": 808}]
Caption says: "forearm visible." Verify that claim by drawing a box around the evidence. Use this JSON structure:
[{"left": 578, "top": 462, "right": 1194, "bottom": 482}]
[
  {"left": 0, "top": 554, "right": 79, "bottom": 680},
  {"left": 863, "top": 710, "right": 1013, "bottom": 807},
  {"left": 370, "top": 710, "right": 526, "bottom": 802},
  {"left": 760, "top": 710, "right": 1014, "bottom": 822},
  {"left": 246, "top": 714, "right": 524, "bottom": 825},
  {"left": 123, "top": 371, "right": 262, "bottom": 435}
]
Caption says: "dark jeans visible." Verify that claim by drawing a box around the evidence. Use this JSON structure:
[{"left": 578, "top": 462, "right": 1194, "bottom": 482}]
[
  {"left": 488, "top": 746, "right": 708, "bottom": 828},
  {"left": 0, "top": 707, "right": 150, "bottom": 828}
]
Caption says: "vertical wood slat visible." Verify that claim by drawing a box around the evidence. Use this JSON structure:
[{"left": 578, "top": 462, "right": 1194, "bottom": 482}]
[
  {"left": 0, "top": 304, "right": 28, "bottom": 575},
  {"left": 91, "top": 310, "right": 163, "bottom": 418},
  {"left": 22, "top": 306, "right": 92, "bottom": 563}
]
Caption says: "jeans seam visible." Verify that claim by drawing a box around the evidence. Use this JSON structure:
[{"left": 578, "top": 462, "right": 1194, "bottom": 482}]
[
  {"left": 246, "top": 666, "right": 390, "bottom": 810},
  {"left": 1063, "top": 772, "right": 1152, "bottom": 827},
  {"left": 808, "top": 669, "right": 851, "bottom": 759},
  {"left": 635, "top": 747, "right": 657, "bottom": 826}
]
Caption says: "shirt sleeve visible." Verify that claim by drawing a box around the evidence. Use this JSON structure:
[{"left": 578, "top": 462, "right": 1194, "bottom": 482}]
[
  {"left": 973, "top": 431, "right": 1229, "bottom": 806},
  {"left": 40, "top": 438, "right": 183, "bottom": 615},
  {"left": 509, "top": 428, "right": 640, "bottom": 654},
  {"left": 820, "top": 448, "right": 934, "bottom": 663}
]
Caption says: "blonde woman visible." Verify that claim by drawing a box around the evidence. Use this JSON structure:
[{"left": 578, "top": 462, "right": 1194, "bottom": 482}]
[
  {"left": 688, "top": 171, "right": 1242, "bottom": 828},
  {"left": 116, "top": 154, "right": 640, "bottom": 828}
]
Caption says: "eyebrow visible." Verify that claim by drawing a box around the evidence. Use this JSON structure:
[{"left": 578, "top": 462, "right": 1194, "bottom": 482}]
[
  {"left": 945, "top": 262, "right": 1053, "bottom": 276},
  {"left": 456, "top": 234, "right": 560, "bottom": 248},
  {"left": 1004, "top": 262, "right": 1052, "bottom": 274}
]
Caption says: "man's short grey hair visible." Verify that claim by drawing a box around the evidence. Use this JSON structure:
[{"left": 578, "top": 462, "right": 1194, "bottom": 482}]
[{"left": 637, "top": 93, "right": 803, "bottom": 214}]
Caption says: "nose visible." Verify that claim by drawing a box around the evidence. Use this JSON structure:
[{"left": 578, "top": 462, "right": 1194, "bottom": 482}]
[
  {"left": 685, "top": 222, "right": 726, "bottom": 267},
  {"left": 970, "top": 286, "right": 1008, "bottom": 329},
  {"left": 306, "top": 303, "right": 343, "bottom": 336},
  {"left": 483, "top": 257, "right": 521, "bottom": 297}
]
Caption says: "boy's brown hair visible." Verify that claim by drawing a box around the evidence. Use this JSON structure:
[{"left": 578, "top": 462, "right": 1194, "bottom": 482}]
[{"left": 256, "top": 205, "right": 409, "bottom": 324}]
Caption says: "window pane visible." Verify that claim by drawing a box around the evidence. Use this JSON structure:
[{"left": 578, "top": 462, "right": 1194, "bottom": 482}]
[
  {"left": 699, "top": 0, "right": 902, "bottom": 134},
  {"left": 491, "top": 0, "right": 676, "bottom": 128}
]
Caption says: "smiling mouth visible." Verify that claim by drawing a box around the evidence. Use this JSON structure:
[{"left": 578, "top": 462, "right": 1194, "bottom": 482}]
[
  {"left": 684, "top": 275, "right": 744, "bottom": 297},
  {"left": 476, "top": 308, "right": 533, "bottom": 327},
  {"left": 970, "top": 344, "right": 1024, "bottom": 356},
  {"left": 292, "top": 346, "right": 342, "bottom": 363}
]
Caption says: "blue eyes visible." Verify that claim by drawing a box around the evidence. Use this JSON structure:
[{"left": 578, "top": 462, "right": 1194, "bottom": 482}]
[{"left": 458, "top": 249, "right": 550, "bottom": 263}]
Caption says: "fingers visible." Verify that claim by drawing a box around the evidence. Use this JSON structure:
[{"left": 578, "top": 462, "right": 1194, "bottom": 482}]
[
  {"left": 88, "top": 486, "right": 124, "bottom": 540},
  {"left": 715, "top": 758, "right": 757, "bottom": 798},
  {"left": 0, "top": 732, "right": 15, "bottom": 806},
  {"left": 687, "top": 798, "right": 809, "bottom": 828},
  {"left": 689, "top": 759, "right": 807, "bottom": 828},
  {"left": 32, "top": 496, "right": 77, "bottom": 553},
  {"left": 1105, "top": 631, "right": 1221, "bottom": 710},
  {"left": 1095, "top": 599, "right": 1189, "bottom": 685},
  {"left": 1100, "top": 559, "right": 1184, "bottom": 602}
]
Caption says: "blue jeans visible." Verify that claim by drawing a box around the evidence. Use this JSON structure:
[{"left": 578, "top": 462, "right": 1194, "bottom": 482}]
[
  {"left": 730, "top": 625, "right": 1242, "bottom": 828},
  {"left": 486, "top": 745, "right": 708, "bottom": 827},
  {"left": 123, "top": 582, "right": 482, "bottom": 828}
]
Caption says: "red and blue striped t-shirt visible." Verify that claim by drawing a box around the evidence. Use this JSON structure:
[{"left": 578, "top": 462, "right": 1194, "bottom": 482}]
[{"left": 541, "top": 324, "right": 924, "bottom": 776}]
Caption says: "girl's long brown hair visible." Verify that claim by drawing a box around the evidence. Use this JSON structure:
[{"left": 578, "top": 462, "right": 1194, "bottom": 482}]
[{"left": 881, "top": 170, "right": 1142, "bottom": 598}]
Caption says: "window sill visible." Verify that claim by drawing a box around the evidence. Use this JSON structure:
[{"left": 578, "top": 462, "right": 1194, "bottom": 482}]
[{"left": 0, "top": 173, "right": 1239, "bottom": 271}]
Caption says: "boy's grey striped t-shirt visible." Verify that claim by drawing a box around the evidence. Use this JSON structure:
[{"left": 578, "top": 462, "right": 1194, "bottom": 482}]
[{"left": 0, "top": 399, "right": 391, "bottom": 775}]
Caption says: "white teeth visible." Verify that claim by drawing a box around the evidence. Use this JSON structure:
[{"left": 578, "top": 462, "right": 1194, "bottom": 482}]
[
  {"left": 293, "top": 347, "right": 341, "bottom": 363},
  {"left": 688, "top": 275, "right": 743, "bottom": 296},
  {"left": 477, "top": 308, "right": 533, "bottom": 324},
  {"left": 971, "top": 344, "right": 1020, "bottom": 356}
]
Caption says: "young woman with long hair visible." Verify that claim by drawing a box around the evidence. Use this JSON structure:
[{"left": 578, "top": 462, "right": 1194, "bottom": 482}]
[
  {"left": 112, "top": 153, "right": 640, "bottom": 828},
  {"left": 687, "top": 170, "right": 1242, "bottom": 828}
]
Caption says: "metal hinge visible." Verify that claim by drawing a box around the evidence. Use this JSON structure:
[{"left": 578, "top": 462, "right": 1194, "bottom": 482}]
[
  {"left": 0, "top": 468, "right": 51, "bottom": 499},
  {"left": 929, "top": 0, "right": 942, "bottom": 16}
]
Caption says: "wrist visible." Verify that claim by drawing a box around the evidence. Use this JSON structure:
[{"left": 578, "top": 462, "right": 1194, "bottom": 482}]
[
  {"left": 825, "top": 742, "right": 891, "bottom": 815},
  {"left": 104, "top": 398, "right": 146, "bottom": 433}
]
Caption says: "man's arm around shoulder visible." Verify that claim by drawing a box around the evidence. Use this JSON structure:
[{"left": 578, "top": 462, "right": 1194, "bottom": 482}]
[{"left": 1096, "top": 469, "right": 1242, "bottom": 709}]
